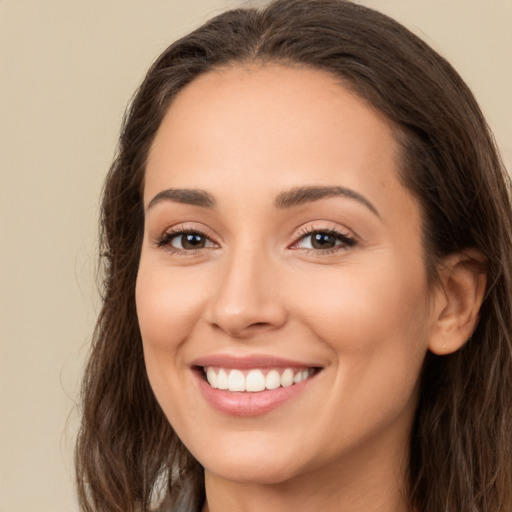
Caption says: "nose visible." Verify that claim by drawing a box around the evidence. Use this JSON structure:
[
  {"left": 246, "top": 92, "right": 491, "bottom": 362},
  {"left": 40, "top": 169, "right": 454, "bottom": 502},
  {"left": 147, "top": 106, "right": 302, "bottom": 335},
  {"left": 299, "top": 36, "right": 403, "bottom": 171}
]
[{"left": 206, "top": 247, "right": 288, "bottom": 339}]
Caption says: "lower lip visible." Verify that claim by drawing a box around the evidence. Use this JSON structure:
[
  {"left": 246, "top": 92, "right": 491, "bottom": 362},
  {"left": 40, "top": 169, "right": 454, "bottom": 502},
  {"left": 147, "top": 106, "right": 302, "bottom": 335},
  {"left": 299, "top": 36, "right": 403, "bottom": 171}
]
[{"left": 194, "top": 370, "right": 317, "bottom": 416}]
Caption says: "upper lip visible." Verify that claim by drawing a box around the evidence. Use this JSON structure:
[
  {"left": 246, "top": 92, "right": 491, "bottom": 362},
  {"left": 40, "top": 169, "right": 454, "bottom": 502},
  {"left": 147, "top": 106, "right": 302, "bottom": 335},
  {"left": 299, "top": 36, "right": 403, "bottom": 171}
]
[{"left": 190, "top": 354, "right": 322, "bottom": 369}]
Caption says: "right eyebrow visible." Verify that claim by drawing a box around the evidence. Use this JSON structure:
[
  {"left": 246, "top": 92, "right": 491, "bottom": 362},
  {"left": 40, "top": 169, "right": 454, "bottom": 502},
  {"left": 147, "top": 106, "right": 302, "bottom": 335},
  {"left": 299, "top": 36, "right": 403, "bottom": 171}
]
[{"left": 146, "top": 188, "right": 216, "bottom": 211}]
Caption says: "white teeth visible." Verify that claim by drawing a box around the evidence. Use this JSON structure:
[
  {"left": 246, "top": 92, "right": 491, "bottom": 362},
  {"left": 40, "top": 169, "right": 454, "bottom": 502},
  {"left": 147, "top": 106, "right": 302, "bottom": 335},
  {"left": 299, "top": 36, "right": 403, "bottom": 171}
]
[
  {"left": 281, "top": 368, "right": 294, "bottom": 387},
  {"left": 246, "top": 370, "right": 266, "bottom": 392},
  {"left": 228, "top": 369, "right": 245, "bottom": 392},
  {"left": 204, "top": 367, "right": 314, "bottom": 392},
  {"left": 206, "top": 367, "right": 217, "bottom": 388},
  {"left": 265, "top": 369, "right": 281, "bottom": 390},
  {"left": 217, "top": 369, "right": 228, "bottom": 390}
]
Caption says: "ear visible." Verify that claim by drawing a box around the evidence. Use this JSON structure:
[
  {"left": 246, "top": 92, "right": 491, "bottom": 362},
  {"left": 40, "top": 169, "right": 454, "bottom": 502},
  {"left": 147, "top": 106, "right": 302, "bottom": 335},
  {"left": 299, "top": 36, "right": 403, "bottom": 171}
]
[{"left": 429, "top": 249, "right": 487, "bottom": 355}]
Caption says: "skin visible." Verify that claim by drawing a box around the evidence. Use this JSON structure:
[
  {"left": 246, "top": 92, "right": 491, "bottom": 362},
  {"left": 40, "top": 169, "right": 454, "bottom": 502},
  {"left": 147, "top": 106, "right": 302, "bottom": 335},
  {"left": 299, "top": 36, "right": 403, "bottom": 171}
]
[{"left": 136, "top": 65, "right": 485, "bottom": 512}]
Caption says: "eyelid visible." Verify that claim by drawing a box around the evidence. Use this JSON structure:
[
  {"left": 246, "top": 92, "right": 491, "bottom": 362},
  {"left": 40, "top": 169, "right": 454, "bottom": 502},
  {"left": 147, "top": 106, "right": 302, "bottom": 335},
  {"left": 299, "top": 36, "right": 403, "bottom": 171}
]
[
  {"left": 152, "top": 220, "right": 358, "bottom": 254},
  {"left": 289, "top": 222, "right": 358, "bottom": 251},
  {"left": 154, "top": 222, "right": 220, "bottom": 250}
]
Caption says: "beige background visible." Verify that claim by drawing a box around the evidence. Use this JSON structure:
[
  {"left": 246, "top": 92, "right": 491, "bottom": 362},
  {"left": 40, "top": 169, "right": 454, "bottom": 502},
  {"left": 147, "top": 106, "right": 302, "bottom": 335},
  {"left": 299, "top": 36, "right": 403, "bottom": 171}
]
[{"left": 0, "top": 1, "right": 510, "bottom": 511}]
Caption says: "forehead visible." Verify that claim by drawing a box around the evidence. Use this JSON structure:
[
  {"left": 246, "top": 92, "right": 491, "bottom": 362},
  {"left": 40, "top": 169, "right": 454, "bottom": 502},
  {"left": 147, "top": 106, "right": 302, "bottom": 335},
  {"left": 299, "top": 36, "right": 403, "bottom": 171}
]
[
  {"left": 145, "top": 64, "right": 416, "bottom": 224},
  {"left": 148, "top": 65, "right": 396, "bottom": 172}
]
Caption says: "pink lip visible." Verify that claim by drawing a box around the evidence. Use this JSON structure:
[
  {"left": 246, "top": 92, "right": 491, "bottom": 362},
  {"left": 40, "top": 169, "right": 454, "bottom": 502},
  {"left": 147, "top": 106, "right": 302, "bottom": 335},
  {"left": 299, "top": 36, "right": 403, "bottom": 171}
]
[{"left": 190, "top": 354, "right": 321, "bottom": 417}]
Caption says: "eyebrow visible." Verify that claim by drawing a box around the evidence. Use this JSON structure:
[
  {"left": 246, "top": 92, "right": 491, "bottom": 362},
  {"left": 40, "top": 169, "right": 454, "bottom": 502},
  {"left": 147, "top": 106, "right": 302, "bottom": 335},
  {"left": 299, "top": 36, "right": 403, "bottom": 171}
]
[
  {"left": 146, "top": 185, "right": 379, "bottom": 217},
  {"left": 147, "top": 188, "right": 216, "bottom": 210},
  {"left": 274, "top": 185, "right": 380, "bottom": 217}
]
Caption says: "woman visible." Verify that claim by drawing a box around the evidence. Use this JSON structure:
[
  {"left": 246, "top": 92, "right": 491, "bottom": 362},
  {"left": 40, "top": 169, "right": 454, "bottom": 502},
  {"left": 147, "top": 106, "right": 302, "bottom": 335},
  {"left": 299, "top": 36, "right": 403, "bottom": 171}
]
[{"left": 75, "top": 1, "right": 512, "bottom": 511}]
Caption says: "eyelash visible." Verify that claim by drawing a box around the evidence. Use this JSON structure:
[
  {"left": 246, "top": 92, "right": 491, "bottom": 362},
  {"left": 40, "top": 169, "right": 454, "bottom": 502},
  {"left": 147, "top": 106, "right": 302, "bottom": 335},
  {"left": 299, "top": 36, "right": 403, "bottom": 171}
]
[
  {"left": 291, "top": 226, "right": 357, "bottom": 254},
  {"left": 156, "top": 226, "right": 216, "bottom": 254},
  {"left": 155, "top": 225, "right": 357, "bottom": 255}
]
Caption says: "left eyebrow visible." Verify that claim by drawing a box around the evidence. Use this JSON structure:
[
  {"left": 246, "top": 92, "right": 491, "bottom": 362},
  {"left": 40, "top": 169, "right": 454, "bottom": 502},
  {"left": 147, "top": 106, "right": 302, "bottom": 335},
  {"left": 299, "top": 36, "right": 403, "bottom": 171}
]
[{"left": 274, "top": 185, "right": 380, "bottom": 217}]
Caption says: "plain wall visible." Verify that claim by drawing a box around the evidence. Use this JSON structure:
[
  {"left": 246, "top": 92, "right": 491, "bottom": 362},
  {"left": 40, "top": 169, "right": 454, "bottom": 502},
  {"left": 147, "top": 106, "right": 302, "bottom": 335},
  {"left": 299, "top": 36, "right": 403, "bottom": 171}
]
[{"left": 0, "top": 1, "right": 510, "bottom": 511}]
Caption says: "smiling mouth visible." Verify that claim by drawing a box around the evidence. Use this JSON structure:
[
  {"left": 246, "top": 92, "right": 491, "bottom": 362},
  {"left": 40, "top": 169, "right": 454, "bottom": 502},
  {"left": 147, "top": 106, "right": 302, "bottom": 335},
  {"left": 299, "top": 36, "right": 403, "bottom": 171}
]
[{"left": 201, "top": 366, "right": 318, "bottom": 393}]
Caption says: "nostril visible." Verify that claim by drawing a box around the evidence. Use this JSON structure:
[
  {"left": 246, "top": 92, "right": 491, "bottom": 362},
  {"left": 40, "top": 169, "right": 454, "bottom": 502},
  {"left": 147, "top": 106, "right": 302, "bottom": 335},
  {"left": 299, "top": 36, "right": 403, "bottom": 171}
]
[
  {"left": 207, "top": 290, "right": 288, "bottom": 337},
  {"left": 249, "top": 322, "right": 271, "bottom": 328}
]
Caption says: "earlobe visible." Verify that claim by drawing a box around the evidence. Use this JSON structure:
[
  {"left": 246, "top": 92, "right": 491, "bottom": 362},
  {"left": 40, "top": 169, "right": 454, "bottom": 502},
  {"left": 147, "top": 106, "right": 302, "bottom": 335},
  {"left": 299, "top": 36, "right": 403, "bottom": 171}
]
[{"left": 428, "top": 250, "right": 487, "bottom": 355}]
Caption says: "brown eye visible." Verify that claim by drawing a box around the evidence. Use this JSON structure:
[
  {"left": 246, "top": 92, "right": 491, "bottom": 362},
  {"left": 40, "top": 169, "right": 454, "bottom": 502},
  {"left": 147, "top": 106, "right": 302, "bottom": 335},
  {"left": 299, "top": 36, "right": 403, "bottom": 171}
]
[
  {"left": 172, "top": 233, "right": 207, "bottom": 250},
  {"left": 310, "top": 232, "right": 337, "bottom": 249},
  {"left": 157, "top": 228, "right": 218, "bottom": 252},
  {"left": 294, "top": 229, "right": 357, "bottom": 251}
]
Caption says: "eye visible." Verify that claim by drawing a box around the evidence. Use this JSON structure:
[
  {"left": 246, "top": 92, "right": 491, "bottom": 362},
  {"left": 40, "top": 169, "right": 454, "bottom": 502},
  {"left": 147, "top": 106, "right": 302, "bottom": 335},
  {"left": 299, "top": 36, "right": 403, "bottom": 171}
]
[
  {"left": 293, "top": 229, "right": 356, "bottom": 251},
  {"left": 172, "top": 232, "right": 209, "bottom": 250},
  {"left": 157, "top": 229, "right": 217, "bottom": 251}
]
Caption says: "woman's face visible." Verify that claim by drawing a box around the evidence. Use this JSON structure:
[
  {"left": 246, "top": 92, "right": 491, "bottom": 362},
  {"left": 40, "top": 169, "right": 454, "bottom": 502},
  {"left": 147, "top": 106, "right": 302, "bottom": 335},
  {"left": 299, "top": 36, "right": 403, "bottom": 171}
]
[{"left": 136, "top": 65, "right": 438, "bottom": 485}]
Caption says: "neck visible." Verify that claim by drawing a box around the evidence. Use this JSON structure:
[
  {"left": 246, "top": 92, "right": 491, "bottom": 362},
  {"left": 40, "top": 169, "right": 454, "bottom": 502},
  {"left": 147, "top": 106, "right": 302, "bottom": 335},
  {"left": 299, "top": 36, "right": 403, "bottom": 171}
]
[{"left": 201, "top": 438, "right": 411, "bottom": 512}]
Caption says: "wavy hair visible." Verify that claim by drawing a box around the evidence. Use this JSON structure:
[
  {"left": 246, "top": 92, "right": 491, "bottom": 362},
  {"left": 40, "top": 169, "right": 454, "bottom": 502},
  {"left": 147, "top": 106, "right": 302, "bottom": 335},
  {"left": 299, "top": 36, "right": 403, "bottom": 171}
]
[{"left": 75, "top": 1, "right": 512, "bottom": 511}]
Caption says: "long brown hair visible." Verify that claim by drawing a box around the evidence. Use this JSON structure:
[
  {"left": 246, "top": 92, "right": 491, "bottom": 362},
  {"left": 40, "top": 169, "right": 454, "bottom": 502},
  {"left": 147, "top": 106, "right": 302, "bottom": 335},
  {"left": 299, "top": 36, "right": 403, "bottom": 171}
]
[{"left": 75, "top": 1, "right": 512, "bottom": 510}]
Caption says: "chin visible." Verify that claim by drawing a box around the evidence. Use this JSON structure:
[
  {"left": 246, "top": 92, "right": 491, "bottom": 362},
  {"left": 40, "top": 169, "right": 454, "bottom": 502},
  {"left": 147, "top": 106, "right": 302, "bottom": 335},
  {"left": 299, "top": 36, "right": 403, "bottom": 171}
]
[
  {"left": 194, "top": 436, "right": 310, "bottom": 486},
  {"left": 203, "top": 458, "right": 300, "bottom": 486}
]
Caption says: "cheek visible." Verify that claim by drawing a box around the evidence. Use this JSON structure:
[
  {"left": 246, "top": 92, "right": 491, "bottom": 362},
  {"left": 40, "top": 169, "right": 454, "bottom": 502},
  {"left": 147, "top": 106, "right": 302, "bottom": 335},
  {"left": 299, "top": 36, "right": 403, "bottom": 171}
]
[
  {"left": 135, "top": 263, "right": 207, "bottom": 352},
  {"left": 135, "top": 261, "right": 209, "bottom": 414},
  {"left": 292, "top": 261, "right": 430, "bottom": 439},
  {"left": 135, "top": 262, "right": 208, "bottom": 424},
  {"left": 298, "top": 267, "right": 428, "bottom": 335},
  {"left": 288, "top": 252, "right": 431, "bottom": 382}
]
